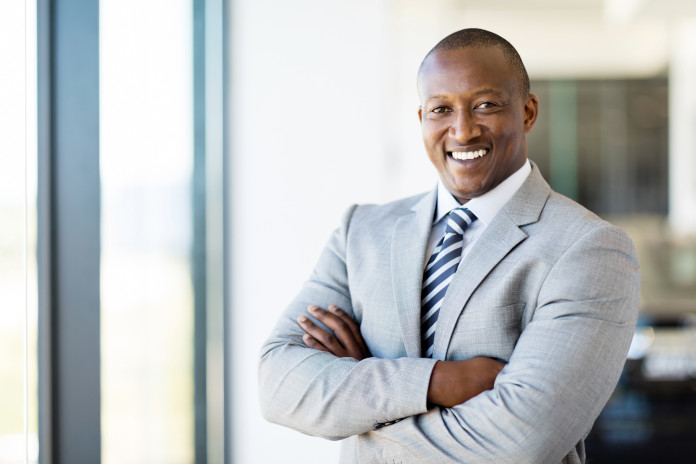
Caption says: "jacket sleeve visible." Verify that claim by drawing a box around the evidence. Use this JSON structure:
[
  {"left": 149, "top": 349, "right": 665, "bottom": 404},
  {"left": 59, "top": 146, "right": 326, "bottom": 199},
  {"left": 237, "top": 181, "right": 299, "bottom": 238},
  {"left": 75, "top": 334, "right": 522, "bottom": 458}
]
[
  {"left": 258, "top": 204, "right": 437, "bottom": 440},
  {"left": 356, "top": 224, "right": 641, "bottom": 463}
]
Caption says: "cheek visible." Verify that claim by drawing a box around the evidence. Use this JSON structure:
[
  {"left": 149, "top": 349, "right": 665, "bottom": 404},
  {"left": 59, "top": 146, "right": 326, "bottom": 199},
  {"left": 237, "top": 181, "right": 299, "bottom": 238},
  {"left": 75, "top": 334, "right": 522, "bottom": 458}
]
[
  {"left": 493, "top": 126, "right": 523, "bottom": 151},
  {"left": 422, "top": 122, "right": 447, "bottom": 144}
]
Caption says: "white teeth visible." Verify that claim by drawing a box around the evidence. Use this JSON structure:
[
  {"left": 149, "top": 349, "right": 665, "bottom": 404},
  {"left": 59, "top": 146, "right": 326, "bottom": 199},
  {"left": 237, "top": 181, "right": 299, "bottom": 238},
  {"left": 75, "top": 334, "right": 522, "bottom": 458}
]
[{"left": 450, "top": 149, "right": 488, "bottom": 160}]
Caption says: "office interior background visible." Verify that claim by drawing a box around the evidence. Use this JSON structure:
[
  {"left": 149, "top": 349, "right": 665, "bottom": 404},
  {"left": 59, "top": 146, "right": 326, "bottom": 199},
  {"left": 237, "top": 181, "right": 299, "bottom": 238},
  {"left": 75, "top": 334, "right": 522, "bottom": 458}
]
[{"left": 2, "top": 0, "right": 696, "bottom": 463}]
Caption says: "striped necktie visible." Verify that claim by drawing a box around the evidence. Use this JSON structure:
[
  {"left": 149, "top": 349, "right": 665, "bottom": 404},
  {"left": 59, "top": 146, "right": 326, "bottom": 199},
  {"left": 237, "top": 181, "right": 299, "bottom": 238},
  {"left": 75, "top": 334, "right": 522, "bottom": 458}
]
[{"left": 421, "top": 207, "right": 477, "bottom": 358}]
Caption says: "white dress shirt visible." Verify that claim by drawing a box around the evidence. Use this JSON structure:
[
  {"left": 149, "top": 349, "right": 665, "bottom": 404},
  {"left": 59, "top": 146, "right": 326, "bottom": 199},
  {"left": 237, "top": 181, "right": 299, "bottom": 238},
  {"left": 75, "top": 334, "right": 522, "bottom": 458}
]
[{"left": 425, "top": 160, "right": 532, "bottom": 261}]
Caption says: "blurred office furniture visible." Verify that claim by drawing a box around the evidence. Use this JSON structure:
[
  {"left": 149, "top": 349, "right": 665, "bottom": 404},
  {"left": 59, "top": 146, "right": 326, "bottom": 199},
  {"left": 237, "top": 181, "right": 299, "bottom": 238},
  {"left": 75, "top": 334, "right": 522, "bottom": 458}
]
[{"left": 586, "top": 217, "right": 696, "bottom": 463}]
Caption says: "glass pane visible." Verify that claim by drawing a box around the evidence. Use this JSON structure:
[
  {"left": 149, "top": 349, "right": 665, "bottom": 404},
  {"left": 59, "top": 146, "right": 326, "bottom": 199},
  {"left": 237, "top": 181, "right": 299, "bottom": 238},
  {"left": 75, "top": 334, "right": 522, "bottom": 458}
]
[
  {"left": 100, "top": 1, "right": 194, "bottom": 462},
  {"left": 0, "top": 1, "right": 39, "bottom": 463}
]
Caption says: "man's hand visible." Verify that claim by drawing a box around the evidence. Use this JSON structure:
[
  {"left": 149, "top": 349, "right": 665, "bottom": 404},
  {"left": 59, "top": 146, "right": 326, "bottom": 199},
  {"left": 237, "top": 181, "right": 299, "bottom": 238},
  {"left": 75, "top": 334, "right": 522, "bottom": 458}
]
[
  {"left": 297, "top": 305, "right": 371, "bottom": 361},
  {"left": 427, "top": 358, "right": 505, "bottom": 408},
  {"left": 298, "top": 305, "right": 502, "bottom": 407}
]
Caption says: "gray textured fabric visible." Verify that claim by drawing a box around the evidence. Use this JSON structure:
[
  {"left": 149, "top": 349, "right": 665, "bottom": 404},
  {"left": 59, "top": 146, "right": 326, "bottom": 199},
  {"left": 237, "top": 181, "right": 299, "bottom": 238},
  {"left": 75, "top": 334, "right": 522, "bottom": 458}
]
[{"left": 259, "top": 164, "right": 640, "bottom": 463}]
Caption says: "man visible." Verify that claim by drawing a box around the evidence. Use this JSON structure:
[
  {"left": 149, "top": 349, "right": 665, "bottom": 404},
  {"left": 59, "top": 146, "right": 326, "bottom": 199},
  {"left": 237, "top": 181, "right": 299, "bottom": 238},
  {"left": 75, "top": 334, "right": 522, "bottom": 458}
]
[{"left": 259, "top": 28, "right": 640, "bottom": 463}]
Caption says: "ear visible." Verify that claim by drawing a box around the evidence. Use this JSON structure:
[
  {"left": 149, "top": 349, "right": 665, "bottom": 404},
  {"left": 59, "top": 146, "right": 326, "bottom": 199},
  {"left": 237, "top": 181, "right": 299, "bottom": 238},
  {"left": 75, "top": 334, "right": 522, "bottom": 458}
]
[
  {"left": 523, "top": 94, "right": 539, "bottom": 133},
  {"left": 418, "top": 106, "right": 423, "bottom": 124}
]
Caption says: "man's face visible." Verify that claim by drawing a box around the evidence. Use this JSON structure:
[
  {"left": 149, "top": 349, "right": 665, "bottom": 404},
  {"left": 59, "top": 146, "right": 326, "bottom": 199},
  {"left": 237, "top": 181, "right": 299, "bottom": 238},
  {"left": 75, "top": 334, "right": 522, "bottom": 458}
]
[{"left": 418, "top": 46, "right": 538, "bottom": 204}]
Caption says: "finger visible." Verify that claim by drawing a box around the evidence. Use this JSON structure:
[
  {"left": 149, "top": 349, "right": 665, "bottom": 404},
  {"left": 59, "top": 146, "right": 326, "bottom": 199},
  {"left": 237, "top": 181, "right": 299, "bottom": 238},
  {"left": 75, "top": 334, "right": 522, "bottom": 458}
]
[
  {"left": 297, "top": 314, "right": 344, "bottom": 354},
  {"left": 327, "top": 305, "right": 361, "bottom": 339},
  {"left": 328, "top": 305, "right": 370, "bottom": 356},
  {"left": 302, "top": 334, "right": 328, "bottom": 352},
  {"left": 308, "top": 306, "right": 359, "bottom": 354}
]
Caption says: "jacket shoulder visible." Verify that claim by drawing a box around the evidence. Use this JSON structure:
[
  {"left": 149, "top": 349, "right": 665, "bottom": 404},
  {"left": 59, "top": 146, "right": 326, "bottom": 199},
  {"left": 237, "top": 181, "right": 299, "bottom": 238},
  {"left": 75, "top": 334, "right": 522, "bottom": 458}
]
[
  {"left": 538, "top": 191, "right": 635, "bottom": 252},
  {"left": 349, "top": 191, "right": 431, "bottom": 226}
]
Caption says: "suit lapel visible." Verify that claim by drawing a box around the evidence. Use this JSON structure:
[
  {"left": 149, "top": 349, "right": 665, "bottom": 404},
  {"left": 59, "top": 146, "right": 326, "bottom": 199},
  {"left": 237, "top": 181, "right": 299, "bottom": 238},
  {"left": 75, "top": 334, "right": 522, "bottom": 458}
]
[
  {"left": 391, "top": 188, "right": 437, "bottom": 358},
  {"left": 432, "top": 165, "right": 552, "bottom": 359}
]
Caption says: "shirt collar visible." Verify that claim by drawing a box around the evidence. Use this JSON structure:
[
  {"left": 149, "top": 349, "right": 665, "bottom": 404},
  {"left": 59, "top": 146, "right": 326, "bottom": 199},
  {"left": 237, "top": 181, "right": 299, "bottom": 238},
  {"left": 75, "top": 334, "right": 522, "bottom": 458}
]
[{"left": 434, "top": 160, "right": 532, "bottom": 226}]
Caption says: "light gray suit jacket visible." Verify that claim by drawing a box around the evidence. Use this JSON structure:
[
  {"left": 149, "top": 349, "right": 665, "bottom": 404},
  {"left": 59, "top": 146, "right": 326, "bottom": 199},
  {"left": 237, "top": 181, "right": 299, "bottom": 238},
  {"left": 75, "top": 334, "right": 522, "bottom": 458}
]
[{"left": 259, "top": 164, "right": 640, "bottom": 463}]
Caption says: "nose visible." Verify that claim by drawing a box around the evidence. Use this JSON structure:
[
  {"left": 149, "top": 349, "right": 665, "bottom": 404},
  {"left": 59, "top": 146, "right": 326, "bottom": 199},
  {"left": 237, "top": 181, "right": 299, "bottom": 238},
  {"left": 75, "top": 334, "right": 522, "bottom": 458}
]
[{"left": 449, "top": 109, "right": 481, "bottom": 141}]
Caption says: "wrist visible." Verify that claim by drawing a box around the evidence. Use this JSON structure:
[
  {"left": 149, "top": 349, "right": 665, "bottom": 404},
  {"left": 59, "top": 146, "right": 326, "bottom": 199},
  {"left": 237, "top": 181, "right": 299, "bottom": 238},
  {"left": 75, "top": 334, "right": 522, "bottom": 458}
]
[{"left": 426, "top": 360, "right": 443, "bottom": 407}]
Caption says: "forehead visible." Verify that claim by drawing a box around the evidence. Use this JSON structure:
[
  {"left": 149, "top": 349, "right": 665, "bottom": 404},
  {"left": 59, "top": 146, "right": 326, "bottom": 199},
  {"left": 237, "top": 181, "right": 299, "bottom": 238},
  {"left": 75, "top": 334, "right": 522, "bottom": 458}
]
[{"left": 418, "top": 47, "right": 516, "bottom": 100}]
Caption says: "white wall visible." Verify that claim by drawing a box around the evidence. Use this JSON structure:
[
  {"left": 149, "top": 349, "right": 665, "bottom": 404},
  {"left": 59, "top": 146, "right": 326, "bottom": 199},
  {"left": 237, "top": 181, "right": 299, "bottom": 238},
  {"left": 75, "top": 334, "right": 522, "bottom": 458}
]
[{"left": 227, "top": 1, "right": 434, "bottom": 463}]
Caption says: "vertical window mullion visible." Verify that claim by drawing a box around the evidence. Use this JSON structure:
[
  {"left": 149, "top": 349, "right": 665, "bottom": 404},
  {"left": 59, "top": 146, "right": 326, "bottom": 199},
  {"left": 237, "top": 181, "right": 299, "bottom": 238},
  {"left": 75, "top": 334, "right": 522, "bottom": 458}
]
[
  {"left": 38, "top": 0, "right": 102, "bottom": 463},
  {"left": 193, "top": 0, "right": 208, "bottom": 463}
]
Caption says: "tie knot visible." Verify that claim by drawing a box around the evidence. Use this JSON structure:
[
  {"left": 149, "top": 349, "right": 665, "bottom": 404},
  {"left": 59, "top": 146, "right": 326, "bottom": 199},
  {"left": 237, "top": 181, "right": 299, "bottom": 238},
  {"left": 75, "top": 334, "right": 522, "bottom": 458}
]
[{"left": 445, "top": 207, "right": 477, "bottom": 236}]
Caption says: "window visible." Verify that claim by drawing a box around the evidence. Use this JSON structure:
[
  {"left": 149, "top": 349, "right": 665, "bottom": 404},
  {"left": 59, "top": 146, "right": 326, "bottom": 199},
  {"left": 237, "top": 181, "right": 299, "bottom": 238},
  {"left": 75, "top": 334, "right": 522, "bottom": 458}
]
[
  {"left": 0, "top": 1, "right": 38, "bottom": 462},
  {"left": 100, "top": 2, "right": 195, "bottom": 462},
  {"left": 33, "top": 0, "right": 225, "bottom": 461}
]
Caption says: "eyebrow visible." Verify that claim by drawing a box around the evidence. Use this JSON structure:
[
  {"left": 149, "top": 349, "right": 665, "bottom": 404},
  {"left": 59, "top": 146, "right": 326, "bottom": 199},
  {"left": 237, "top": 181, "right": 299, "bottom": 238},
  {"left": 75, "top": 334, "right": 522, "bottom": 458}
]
[
  {"left": 426, "top": 88, "right": 507, "bottom": 101},
  {"left": 471, "top": 88, "right": 506, "bottom": 97}
]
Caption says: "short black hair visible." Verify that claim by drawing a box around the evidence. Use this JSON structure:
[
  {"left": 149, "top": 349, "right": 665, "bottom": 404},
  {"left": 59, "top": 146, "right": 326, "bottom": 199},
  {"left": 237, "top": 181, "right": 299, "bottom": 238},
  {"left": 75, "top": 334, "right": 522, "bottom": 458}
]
[{"left": 418, "top": 28, "right": 530, "bottom": 97}]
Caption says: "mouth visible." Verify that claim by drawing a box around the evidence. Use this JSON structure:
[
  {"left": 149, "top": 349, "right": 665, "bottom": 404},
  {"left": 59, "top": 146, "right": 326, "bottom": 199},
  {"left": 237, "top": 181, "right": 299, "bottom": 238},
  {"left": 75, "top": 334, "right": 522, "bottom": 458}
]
[{"left": 448, "top": 148, "right": 489, "bottom": 161}]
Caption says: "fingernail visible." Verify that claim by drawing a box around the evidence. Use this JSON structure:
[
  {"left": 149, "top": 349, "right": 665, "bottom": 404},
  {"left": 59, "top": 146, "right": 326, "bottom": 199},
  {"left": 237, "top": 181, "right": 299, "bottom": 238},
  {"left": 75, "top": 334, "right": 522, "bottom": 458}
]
[
  {"left": 308, "top": 306, "right": 318, "bottom": 313},
  {"left": 329, "top": 305, "right": 338, "bottom": 313},
  {"left": 298, "top": 316, "right": 307, "bottom": 322}
]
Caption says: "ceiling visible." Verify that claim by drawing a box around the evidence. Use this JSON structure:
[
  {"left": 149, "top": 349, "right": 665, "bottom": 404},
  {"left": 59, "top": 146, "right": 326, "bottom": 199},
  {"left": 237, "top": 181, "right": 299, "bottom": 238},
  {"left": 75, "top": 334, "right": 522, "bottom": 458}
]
[{"left": 394, "top": 0, "right": 696, "bottom": 78}]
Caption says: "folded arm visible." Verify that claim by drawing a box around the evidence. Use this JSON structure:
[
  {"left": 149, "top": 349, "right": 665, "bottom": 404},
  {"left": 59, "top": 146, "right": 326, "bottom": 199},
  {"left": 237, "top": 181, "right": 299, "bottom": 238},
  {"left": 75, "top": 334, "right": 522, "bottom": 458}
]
[
  {"left": 258, "top": 205, "right": 437, "bottom": 439},
  {"left": 356, "top": 225, "right": 641, "bottom": 463},
  {"left": 299, "top": 303, "right": 505, "bottom": 408}
]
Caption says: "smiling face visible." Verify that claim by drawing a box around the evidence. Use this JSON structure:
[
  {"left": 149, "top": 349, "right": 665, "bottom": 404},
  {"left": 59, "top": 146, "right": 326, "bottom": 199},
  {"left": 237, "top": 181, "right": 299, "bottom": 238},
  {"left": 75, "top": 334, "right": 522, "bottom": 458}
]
[{"left": 418, "top": 46, "right": 538, "bottom": 203}]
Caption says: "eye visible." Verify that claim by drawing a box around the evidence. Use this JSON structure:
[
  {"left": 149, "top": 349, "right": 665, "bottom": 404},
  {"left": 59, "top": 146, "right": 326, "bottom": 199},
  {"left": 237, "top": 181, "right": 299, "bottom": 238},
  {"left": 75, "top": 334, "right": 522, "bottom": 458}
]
[
  {"left": 430, "top": 106, "right": 451, "bottom": 114},
  {"left": 475, "top": 101, "right": 495, "bottom": 109}
]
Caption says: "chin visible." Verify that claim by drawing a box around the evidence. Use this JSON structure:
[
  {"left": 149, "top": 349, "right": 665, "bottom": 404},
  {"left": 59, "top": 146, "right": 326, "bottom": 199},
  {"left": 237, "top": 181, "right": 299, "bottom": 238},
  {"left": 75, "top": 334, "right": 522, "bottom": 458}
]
[{"left": 448, "top": 181, "right": 485, "bottom": 199}]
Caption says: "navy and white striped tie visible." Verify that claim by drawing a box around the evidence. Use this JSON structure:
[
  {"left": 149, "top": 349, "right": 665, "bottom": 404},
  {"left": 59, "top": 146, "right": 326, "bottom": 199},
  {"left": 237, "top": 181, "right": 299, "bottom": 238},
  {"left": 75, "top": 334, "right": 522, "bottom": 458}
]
[{"left": 421, "top": 207, "right": 477, "bottom": 357}]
